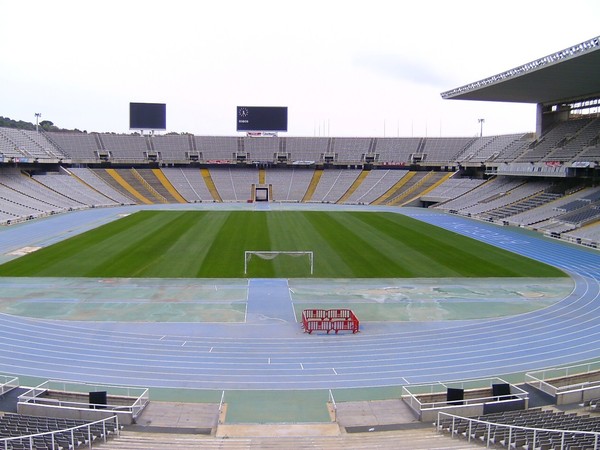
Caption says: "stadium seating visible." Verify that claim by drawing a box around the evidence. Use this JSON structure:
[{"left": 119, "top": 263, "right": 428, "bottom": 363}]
[
  {"left": 0, "top": 413, "right": 119, "bottom": 450},
  {"left": 150, "top": 134, "right": 193, "bottom": 161},
  {"left": 161, "top": 167, "right": 214, "bottom": 202},
  {"left": 372, "top": 137, "right": 421, "bottom": 164},
  {"left": 0, "top": 128, "right": 65, "bottom": 161},
  {"left": 421, "top": 177, "right": 485, "bottom": 203},
  {"left": 45, "top": 132, "right": 102, "bottom": 160},
  {"left": 209, "top": 167, "right": 258, "bottom": 201},
  {"left": 195, "top": 136, "right": 238, "bottom": 161},
  {"left": 434, "top": 177, "right": 524, "bottom": 213},
  {"left": 516, "top": 119, "right": 592, "bottom": 162},
  {"left": 342, "top": 169, "right": 409, "bottom": 204},
  {"left": 285, "top": 136, "right": 329, "bottom": 162},
  {"left": 563, "top": 221, "right": 600, "bottom": 247},
  {"left": 0, "top": 168, "right": 84, "bottom": 214},
  {"left": 264, "top": 167, "right": 315, "bottom": 202},
  {"left": 438, "top": 408, "right": 600, "bottom": 450},
  {"left": 33, "top": 172, "right": 119, "bottom": 208},
  {"left": 544, "top": 118, "right": 600, "bottom": 162},
  {"left": 457, "top": 180, "right": 551, "bottom": 217},
  {"left": 10, "top": 117, "right": 582, "bottom": 167},
  {"left": 309, "top": 169, "right": 361, "bottom": 203},
  {"left": 68, "top": 167, "right": 136, "bottom": 205},
  {"left": 421, "top": 137, "right": 476, "bottom": 163},
  {"left": 1, "top": 115, "right": 598, "bottom": 244},
  {"left": 331, "top": 137, "right": 372, "bottom": 162}
]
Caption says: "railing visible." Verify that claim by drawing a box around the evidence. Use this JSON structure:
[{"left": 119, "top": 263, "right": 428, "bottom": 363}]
[
  {"left": 218, "top": 390, "right": 226, "bottom": 424},
  {"left": 437, "top": 411, "right": 600, "bottom": 450},
  {"left": 418, "top": 393, "right": 526, "bottom": 411},
  {"left": 402, "top": 377, "right": 528, "bottom": 411},
  {"left": 0, "top": 414, "right": 119, "bottom": 450},
  {"left": 401, "top": 378, "right": 529, "bottom": 421},
  {"left": 18, "top": 380, "right": 149, "bottom": 420},
  {"left": 525, "top": 362, "right": 600, "bottom": 398},
  {"left": 328, "top": 389, "right": 337, "bottom": 422},
  {"left": 0, "top": 375, "right": 18, "bottom": 396}
]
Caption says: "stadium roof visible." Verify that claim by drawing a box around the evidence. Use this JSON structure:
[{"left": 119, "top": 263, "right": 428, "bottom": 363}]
[{"left": 441, "top": 36, "right": 600, "bottom": 105}]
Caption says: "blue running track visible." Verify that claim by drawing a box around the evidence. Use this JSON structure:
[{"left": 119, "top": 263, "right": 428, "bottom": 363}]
[{"left": 0, "top": 205, "right": 598, "bottom": 390}]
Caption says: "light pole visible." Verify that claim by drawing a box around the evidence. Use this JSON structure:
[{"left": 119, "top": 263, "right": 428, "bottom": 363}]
[
  {"left": 35, "top": 113, "right": 42, "bottom": 133},
  {"left": 478, "top": 118, "right": 485, "bottom": 137}
]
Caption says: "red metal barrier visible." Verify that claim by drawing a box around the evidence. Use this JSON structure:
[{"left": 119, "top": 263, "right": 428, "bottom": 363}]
[{"left": 302, "top": 309, "right": 359, "bottom": 334}]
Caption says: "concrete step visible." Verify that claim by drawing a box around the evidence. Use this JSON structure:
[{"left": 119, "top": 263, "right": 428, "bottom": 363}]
[{"left": 97, "top": 428, "right": 483, "bottom": 450}]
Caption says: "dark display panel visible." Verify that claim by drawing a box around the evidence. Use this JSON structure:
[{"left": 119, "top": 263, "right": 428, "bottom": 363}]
[
  {"left": 237, "top": 106, "right": 287, "bottom": 132},
  {"left": 446, "top": 388, "right": 464, "bottom": 405},
  {"left": 130, "top": 103, "right": 166, "bottom": 130}
]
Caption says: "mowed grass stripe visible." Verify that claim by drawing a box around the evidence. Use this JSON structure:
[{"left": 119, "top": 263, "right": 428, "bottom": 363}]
[
  {"left": 0, "top": 211, "right": 565, "bottom": 278},
  {"left": 197, "top": 210, "right": 271, "bottom": 277},
  {"left": 266, "top": 211, "right": 354, "bottom": 276},
  {"left": 304, "top": 211, "right": 406, "bottom": 277},
  {"left": 350, "top": 211, "right": 559, "bottom": 277}
]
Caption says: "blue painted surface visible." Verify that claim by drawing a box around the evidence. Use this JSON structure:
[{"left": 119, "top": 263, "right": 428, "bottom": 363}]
[{"left": 0, "top": 205, "right": 598, "bottom": 390}]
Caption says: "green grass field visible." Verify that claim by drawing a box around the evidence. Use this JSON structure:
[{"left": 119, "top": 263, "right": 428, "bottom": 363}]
[{"left": 0, "top": 210, "right": 565, "bottom": 278}]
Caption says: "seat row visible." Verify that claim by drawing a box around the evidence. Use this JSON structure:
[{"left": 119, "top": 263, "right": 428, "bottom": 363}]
[
  {"left": 438, "top": 408, "right": 600, "bottom": 450},
  {"left": 0, "top": 412, "right": 118, "bottom": 450}
]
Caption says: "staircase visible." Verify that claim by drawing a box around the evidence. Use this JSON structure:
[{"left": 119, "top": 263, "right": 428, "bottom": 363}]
[
  {"left": 201, "top": 168, "right": 222, "bottom": 202},
  {"left": 302, "top": 168, "right": 323, "bottom": 202},
  {"left": 101, "top": 427, "right": 481, "bottom": 450},
  {"left": 105, "top": 168, "right": 153, "bottom": 204},
  {"left": 337, "top": 170, "right": 369, "bottom": 204},
  {"left": 371, "top": 171, "right": 416, "bottom": 205}
]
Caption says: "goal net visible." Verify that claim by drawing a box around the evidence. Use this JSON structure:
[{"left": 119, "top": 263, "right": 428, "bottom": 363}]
[{"left": 244, "top": 251, "right": 314, "bottom": 275}]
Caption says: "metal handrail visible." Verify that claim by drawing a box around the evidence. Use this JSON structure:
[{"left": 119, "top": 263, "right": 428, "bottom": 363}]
[{"left": 0, "top": 414, "right": 120, "bottom": 450}]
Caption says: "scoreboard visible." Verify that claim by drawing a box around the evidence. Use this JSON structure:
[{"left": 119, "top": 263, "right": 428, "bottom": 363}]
[
  {"left": 237, "top": 106, "right": 287, "bottom": 132},
  {"left": 130, "top": 103, "right": 166, "bottom": 130}
]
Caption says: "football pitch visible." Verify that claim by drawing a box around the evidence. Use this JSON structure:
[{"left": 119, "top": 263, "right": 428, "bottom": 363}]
[{"left": 0, "top": 210, "right": 565, "bottom": 278}]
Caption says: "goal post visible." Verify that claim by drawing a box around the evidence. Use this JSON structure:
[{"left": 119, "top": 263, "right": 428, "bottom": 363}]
[{"left": 244, "top": 251, "right": 314, "bottom": 275}]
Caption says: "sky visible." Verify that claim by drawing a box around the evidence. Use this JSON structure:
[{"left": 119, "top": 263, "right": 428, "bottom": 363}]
[{"left": 1, "top": 0, "right": 599, "bottom": 138}]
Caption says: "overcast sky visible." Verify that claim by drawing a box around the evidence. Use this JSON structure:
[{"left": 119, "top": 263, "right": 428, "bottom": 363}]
[{"left": 1, "top": 0, "right": 598, "bottom": 137}]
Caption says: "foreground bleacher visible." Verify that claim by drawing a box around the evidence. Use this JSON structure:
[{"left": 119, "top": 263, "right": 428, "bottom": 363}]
[
  {"left": 102, "top": 427, "right": 482, "bottom": 450},
  {"left": 0, "top": 412, "right": 120, "bottom": 450},
  {"left": 438, "top": 408, "right": 600, "bottom": 450}
]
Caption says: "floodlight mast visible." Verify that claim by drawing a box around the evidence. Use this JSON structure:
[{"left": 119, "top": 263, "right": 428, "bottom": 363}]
[
  {"left": 478, "top": 118, "right": 485, "bottom": 137},
  {"left": 35, "top": 113, "right": 42, "bottom": 133}
]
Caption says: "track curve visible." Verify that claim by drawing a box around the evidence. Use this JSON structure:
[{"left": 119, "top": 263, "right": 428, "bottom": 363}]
[{"left": 0, "top": 206, "right": 598, "bottom": 390}]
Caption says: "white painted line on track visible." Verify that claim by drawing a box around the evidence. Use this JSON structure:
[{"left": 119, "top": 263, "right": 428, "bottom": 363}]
[{"left": 332, "top": 368, "right": 338, "bottom": 375}]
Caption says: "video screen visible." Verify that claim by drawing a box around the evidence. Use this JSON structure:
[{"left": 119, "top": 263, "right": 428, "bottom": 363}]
[
  {"left": 237, "top": 106, "right": 287, "bottom": 132},
  {"left": 130, "top": 103, "right": 166, "bottom": 130}
]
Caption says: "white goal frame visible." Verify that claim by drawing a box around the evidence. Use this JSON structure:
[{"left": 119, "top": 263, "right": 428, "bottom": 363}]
[{"left": 244, "top": 251, "right": 314, "bottom": 275}]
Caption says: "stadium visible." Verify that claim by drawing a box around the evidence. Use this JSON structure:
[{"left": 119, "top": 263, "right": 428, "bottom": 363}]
[{"left": 0, "top": 35, "right": 599, "bottom": 449}]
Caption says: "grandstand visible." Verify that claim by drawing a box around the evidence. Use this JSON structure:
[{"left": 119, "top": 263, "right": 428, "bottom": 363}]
[
  {"left": 0, "top": 111, "right": 598, "bottom": 240},
  {"left": 0, "top": 35, "right": 599, "bottom": 449}
]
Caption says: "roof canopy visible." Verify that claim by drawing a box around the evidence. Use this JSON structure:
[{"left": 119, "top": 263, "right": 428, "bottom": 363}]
[{"left": 441, "top": 36, "right": 600, "bottom": 105}]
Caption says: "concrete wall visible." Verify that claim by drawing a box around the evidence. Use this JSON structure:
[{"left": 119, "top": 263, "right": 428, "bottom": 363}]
[
  {"left": 557, "top": 386, "right": 600, "bottom": 406},
  {"left": 18, "top": 402, "right": 134, "bottom": 425}
]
